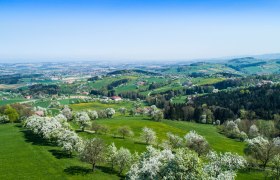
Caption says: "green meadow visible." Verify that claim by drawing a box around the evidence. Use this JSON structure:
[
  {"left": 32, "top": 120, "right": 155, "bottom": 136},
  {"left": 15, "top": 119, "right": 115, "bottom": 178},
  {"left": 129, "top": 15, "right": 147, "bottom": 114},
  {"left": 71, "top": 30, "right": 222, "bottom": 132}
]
[{"left": 0, "top": 115, "right": 262, "bottom": 179}]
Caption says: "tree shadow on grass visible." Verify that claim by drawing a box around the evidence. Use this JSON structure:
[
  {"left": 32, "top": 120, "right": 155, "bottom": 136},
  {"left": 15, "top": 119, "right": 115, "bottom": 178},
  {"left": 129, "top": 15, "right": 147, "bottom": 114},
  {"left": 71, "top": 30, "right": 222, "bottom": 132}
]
[
  {"left": 64, "top": 166, "right": 92, "bottom": 176},
  {"left": 96, "top": 166, "right": 125, "bottom": 179},
  {"left": 142, "top": 118, "right": 152, "bottom": 121},
  {"left": 112, "top": 136, "right": 125, "bottom": 140},
  {"left": 49, "top": 149, "right": 72, "bottom": 159},
  {"left": 20, "top": 129, "right": 55, "bottom": 147},
  {"left": 134, "top": 141, "right": 147, "bottom": 145},
  {"left": 15, "top": 124, "right": 22, "bottom": 128}
]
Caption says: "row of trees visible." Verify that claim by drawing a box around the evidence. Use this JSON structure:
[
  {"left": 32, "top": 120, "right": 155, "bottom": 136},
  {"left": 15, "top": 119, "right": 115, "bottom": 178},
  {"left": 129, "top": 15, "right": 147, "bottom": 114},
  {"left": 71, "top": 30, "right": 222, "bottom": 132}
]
[
  {"left": 76, "top": 128, "right": 247, "bottom": 179},
  {"left": 0, "top": 104, "right": 33, "bottom": 123},
  {"left": 127, "top": 146, "right": 246, "bottom": 179},
  {"left": 24, "top": 114, "right": 83, "bottom": 155},
  {"left": 220, "top": 118, "right": 278, "bottom": 140},
  {"left": 21, "top": 108, "right": 251, "bottom": 178}
]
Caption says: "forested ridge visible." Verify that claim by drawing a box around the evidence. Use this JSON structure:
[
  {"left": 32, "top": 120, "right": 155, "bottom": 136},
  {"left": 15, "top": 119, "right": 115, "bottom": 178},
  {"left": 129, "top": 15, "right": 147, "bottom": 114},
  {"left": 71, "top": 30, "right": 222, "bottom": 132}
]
[{"left": 160, "top": 84, "right": 280, "bottom": 123}]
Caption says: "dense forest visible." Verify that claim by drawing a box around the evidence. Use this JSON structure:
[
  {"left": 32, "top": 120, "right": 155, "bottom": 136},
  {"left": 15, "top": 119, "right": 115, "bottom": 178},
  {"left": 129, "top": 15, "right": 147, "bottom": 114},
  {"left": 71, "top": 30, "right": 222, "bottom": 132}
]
[
  {"left": 194, "top": 84, "right": 280, "bottom": 120},
  {"left": 20, "top": 84, "right": 60, "bottom": 96},
  {"left": 147, "top": 84, "right": 280, "bottom": 123}
]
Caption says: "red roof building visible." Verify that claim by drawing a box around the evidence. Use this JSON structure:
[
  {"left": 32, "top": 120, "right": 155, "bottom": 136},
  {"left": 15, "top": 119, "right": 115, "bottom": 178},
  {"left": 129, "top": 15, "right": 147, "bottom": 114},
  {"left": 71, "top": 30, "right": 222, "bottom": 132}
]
[{"left": 111, "top": 96, "right": 122, "bottom": 101}]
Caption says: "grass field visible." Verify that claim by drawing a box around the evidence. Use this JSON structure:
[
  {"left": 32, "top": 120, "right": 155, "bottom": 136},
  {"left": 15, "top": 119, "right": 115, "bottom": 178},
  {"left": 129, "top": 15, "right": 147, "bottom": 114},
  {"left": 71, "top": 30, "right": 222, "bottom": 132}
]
[
  {"left": 80, "top": 116, "right": 245, "bottom": 155},
  {"left": 70, "top": 101, "right": 134, "bottom": 112},
  {"left": 191, "top": 77, "right": 225, "bottom": 86},
  {"left": 171, "top": 95, "right": 187, "bottom": 103},
  {"left": 0, "top": 118, "right": 263, "bottom": 179},
  {"left": 0, "top": 124, "right": 118, "bottom": 180}
]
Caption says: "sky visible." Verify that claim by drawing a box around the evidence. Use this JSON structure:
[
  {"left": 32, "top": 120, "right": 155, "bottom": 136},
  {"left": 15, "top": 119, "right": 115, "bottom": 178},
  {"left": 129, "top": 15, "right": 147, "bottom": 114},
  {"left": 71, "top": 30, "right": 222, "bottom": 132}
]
[{"left": 0, "top": 0, "right": 280, "bottom": 62}]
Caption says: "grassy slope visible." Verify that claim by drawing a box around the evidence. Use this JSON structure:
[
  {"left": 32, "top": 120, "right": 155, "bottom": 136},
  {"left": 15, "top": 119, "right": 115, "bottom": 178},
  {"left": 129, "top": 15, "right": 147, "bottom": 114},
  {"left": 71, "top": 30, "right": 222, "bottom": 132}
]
[
  {"left": 0, "top": 119, "right": 263, "bottom": 179},
  {"left": 86, "top": 117, "right": 245, "bottom": 155},
  {"left": 0, "top": 124, "right": 118, "bottom": 180},
  {"left": 70, "top": 101, "right": 134, "bottom": 111}
]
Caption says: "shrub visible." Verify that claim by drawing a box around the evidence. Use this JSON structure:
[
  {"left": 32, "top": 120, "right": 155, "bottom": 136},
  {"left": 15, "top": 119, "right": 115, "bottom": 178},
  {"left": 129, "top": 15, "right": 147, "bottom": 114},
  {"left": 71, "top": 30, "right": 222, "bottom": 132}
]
[{"left": 118, "top": 126, "right": 134, "bottom": 139}]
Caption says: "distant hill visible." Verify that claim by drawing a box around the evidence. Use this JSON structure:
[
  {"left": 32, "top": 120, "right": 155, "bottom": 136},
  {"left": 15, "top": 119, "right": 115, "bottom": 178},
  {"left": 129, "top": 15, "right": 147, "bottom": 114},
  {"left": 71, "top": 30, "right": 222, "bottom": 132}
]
[
  {"left": 253, "top": 53, "right": 280, "bottom": 60},
  {"left": 160, "top": 56, "right": 280, "bottom": 76},
  {"left": 107, "top": 69, "right": 161, "bottom": 76},
  {"left": 226, "top": 57, "right": 280, "bottom": 74}
]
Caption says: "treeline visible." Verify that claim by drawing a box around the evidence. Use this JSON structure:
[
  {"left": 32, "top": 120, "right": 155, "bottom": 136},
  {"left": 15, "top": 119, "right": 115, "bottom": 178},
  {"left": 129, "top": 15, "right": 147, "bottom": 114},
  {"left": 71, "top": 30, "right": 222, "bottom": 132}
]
[
  {"left": 163, "top": 102, "right": 235, "bottom": 124},
  {"left": 148, "top": 84, "right": 280, "bottom": 123},
  {"left": 107, "top": 79, "right": 129, "bottom": 90},
  {"left": 194, "top": 84, "right": 280, "bottom": 120},
  {"left": 212, "top": 75, "right": 280, "bottom": 90},
  {"left": 150, "top": 85, "right": 215, "bottom": 100},
  {"left": 0, "top": 103, "right": 33, "bottom": 123},
  {"left": 107, "top": 69, "right": 160, "bottom": 76},
  {"left": 227, "top": 60, "right": 266, "bottom": 71},
  {"left": 148, "top": 82, "right": 167, "bottom": 90},
  {"left": 87, "top": 76, "right": 102, "bottom": 81},
  {"left": 118, "top": 91, "right": 146, "bottom": 100},
  {"left": 20, "top": 84, "right": 60, "bottom": 96},
  {"left": 90, "top": 88, "right": 146, "bottom": 100}
]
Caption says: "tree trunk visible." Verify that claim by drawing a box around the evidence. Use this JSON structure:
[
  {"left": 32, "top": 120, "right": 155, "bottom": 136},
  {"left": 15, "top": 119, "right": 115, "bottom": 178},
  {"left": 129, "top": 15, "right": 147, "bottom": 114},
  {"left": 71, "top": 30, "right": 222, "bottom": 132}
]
[
  {"left": 118, "top": 168, "right": 123, "bottom": 175},
  {"left": 92, "top": 163, "right": 96, "bottom": 172},
  {"left": 263, "top": 161, "right": 267, "bottom": 170}
]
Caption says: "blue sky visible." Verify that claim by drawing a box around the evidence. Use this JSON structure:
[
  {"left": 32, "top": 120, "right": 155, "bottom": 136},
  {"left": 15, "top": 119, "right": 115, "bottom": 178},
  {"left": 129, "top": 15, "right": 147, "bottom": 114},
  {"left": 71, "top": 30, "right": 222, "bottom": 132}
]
[{"left": 0, "top": 0, "right": 280, "bottom": 62}]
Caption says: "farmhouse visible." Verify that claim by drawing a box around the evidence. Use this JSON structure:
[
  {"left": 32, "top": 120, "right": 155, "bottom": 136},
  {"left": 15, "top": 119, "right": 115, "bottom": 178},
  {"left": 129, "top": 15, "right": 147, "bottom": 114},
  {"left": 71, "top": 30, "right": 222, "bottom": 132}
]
[
  {"left": 81, "top": 92, "right": 89, "bottom": 95},
  {"left": 136, "top": 81, "right": 145, "bottom": 86},
  {"left": 111, "top": 96, "right": 122, "bottom": 101},
  {"left": 25, "top": 95, "right": 32, "bottom": 99},
  {"left": 35, "top": 111, "right": 44, "bottom": 117}
]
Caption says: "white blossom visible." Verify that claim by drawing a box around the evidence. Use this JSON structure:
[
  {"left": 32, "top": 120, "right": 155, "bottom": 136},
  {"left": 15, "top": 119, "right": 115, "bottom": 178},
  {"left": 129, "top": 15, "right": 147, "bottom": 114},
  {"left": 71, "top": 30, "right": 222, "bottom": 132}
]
[
  {"left": 248, "top": 124, "right": 259, "bottom": 138},
  {"left": 105, "top": 108, "right": 116, "bottom": 118},
  {"left": 0, "top": 115, "right": 9, "bottom": 124},
  {"left": 62, "top": 106, "right": 73, "bottom": 120},
  {"left": 184, "top": 130, "right": 209, "bottom": 156},
  {"left": 87, "top": 110, "right": 98, "bottom": 120},
  {"left": 140, "top": 127, "right": 157, "bottom": 145},
  {"left": 57, "top": 129, "right": 84, "bottom": 154},
  {"left": 162, "top": 132, "right": 183, "bottom": 149},
  {"left": 204, "top": 151, "right": 246, "bottom": 179},
  {"left": 75, "top": 111, "right": 91, "bottom": 131}
]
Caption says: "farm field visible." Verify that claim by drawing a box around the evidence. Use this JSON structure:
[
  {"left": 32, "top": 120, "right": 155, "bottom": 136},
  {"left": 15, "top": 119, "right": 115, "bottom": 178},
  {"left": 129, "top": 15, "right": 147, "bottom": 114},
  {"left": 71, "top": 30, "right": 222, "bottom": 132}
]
[{"left": 70, "top": 101, "right": 135, "bottom": 112}]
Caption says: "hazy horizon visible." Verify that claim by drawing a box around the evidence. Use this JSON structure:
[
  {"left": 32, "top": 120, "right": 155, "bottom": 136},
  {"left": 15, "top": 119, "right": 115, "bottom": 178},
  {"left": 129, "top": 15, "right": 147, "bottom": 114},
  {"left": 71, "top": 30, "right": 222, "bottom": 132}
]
[{"left": 1, "top": 0, "right": 280, "bottom": 62}]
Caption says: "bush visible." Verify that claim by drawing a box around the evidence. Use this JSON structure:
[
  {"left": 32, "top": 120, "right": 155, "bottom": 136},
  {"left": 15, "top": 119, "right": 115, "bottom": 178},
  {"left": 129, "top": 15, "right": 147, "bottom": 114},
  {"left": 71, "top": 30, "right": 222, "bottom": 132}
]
[
  {"left": 185, "top": 130, "right": 210, "bottom": 156},
  {"left": 0, "top": 115, "right": 9, "bottom": 124},
  {"left": 118, "top": 126, "right": 134, "bottom": 139}
]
